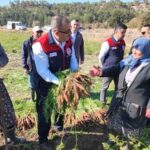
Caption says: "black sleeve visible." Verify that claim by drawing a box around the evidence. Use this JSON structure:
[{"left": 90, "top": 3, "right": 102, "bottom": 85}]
[
  {"left": 79, "top": 35, "right": 84, "bottom": 62},
  {"left": 21, "top": 41, "right": 29, "bottom": 70},
  {"left": 0, "top": 44, "right": 9, "bottom": 68}
]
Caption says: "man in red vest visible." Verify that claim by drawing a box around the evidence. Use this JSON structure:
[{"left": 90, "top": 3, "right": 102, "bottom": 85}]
[
  {"left": 99, "top": 23, "right": 127, "bottom": 107},
  {"left": 32, "top": 15, "right": 78, "bottom": 150}
]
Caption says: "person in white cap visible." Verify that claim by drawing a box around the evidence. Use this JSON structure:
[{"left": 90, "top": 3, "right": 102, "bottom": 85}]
[{"left": 21, "top": 26, "right": 43, "bottom": 101}]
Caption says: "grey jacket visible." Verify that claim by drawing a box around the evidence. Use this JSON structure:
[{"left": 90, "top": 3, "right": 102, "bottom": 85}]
[{"left": 0, "top": 44, "right": 8, "bottom": 68}]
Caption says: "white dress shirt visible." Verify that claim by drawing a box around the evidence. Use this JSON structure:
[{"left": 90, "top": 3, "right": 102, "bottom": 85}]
[
  {"left": 71, "top": 32, "right": 77, "bottom": 44},
  {"left": 98, "top": 41, "right": 109, "bottom": 67}
]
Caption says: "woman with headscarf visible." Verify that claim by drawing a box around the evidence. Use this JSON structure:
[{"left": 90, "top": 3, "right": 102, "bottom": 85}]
[{"left": 90, "top": 37, "right": 150, "bottom": 139}]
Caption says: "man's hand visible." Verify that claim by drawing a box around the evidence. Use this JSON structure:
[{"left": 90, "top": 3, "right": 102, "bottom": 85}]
[
  {"left": 146, "top": 108, "right": 150, "bottom": 118},
  {"left": 89, "top": 66, "right": 103, "bottom": 77}
]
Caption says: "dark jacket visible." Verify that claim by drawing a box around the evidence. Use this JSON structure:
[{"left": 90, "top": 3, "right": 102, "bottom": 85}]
[
  {"left": 73, "top": 31, "right": 84, "bottom": 64},
  {"left": 103, "top": 63, "right": 150, "bottom": 129},
  {"left": 21, "top": 36, "right": 34, "bottom": 71},
  {"left": 0, "top": 44, "right": 8, "bottom": 68}
]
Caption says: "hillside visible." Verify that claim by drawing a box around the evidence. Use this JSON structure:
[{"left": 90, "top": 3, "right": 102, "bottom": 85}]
[{"left": 0, "top": 1, "right": 150, "bottom": 28}]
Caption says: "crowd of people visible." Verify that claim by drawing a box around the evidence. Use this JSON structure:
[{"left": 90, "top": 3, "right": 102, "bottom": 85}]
[{"left": 0, "top": 15, "right": 150, "bottom": 150}]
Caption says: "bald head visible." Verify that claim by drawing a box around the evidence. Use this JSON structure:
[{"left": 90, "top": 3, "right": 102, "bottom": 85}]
[{"left": 51, "top": 15, "right": 70, "bottom": 31}]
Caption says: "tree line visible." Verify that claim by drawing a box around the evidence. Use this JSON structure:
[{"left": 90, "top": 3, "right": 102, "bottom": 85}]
[{"left": 0, "top": 0, "right": 149, "bottom": 28}]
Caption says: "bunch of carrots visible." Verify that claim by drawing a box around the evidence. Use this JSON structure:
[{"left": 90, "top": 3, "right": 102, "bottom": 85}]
[
  {"left": 64, "top": 109, "right": 107, "bottom": 127},
  {"left": 16, "top": 114, "right": 36, "bottom": 131},
  {"left": 44, "top": 71, "right": 92, "bottom": 121},
  {"left": 57, "top": 72, "right": 92, "bottom": 110}
]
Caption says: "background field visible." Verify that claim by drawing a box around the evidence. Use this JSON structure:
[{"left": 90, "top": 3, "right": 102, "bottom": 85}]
[{"left": 0, "top": 29, "right": 150, "bottom": 150}]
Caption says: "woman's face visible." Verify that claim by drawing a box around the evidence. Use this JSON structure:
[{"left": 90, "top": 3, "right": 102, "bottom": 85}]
[{"left": 132, "top": 48, "right": 143, "bottom": 59}]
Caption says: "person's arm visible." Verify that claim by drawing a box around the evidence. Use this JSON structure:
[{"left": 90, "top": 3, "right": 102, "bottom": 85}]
[
  {"left": 32, "top": 42, "right": 60, "bottom": 85},
  {"left": 79, "top": 35, "right": 84, "bottom": 64},
  {"left": 90, "top": 53, "right": 131, "bottom": 78},
  {"left": 70, "top": 46, "right": 79, "bottom": 72},
  {"left": 90, "top": 64, "right": 120, "bottom": 77},
  {"left": 21, "top": 41, "right": 29, "bottom": 71},
  {"left": 0, "top": 44, "right": 8, "bottom": 68},
  {"left": 98, "top": 41, "right": 109, "bottom": 67}
]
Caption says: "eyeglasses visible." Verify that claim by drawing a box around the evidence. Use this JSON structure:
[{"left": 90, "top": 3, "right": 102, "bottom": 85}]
[
  {"left": 120, "top": 31, "right": 126, "bottom": 34},
  {"left": 57, "top": 29, "right": 71, "bottom": 35}
]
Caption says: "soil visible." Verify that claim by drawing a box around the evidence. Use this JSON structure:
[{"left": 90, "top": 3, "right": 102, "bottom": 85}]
[{"left": 0, "top": 119, "right": 118, "bottom": 150}]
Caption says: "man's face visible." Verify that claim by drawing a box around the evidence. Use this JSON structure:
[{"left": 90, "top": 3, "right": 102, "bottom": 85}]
[
  {"left": 71, "top": 21, "right": 79, "bottom": 33},
  {"left": 141, "top": 27, "right": 150, "bottom": 35},
  {"left": 54, "top": 23, "right": 71, "bottom": 43},
  {"left": 115, "top": 28, "right": 126, "bottom": 40},
  {"left": 33, "top": 31, "right": 43, "bottom": 39}
]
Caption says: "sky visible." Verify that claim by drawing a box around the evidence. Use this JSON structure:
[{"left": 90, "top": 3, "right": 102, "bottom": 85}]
[{"left": 0, "top": 0, "right": 133, "bottom": 6}]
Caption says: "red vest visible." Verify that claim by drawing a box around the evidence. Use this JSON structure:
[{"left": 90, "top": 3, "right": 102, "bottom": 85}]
[
  {"left": 35, "top": 32, "right": 72, "bottom": 73},
  {"left": 103, "top": 37, "right": 125, "bottom": 67}
]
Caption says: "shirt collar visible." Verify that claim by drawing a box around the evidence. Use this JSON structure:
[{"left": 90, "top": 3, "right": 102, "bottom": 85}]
[
  {"left": 71, "top": 32, "right": 77, "bottom": 37},
  {"left": 113, "top": 35, "right": 120, "bottom": 42}
]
